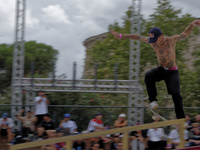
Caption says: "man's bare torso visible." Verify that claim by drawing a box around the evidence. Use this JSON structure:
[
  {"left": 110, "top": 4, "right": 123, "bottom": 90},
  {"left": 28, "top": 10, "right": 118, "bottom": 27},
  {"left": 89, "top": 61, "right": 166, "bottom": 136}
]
[{"left": 150, "top": 37, "right": 177, "bottom": 68}]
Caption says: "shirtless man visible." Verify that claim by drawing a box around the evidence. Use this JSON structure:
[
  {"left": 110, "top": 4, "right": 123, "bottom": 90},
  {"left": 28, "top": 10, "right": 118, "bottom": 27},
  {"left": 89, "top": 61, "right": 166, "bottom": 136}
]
[{"left": 111, "top": 19, "right": 200, "bottom": 119}]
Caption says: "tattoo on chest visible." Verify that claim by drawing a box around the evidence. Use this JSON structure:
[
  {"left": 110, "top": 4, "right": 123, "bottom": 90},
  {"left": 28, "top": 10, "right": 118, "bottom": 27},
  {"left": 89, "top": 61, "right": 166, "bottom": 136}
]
[{"left": 153, "top": 41, "right": 175, "bottom": 67}]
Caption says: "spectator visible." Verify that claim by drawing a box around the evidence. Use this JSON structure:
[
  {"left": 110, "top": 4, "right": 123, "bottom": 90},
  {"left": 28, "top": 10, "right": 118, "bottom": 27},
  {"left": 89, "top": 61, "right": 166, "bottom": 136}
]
[
  {"left": 147, "top": 118, "right": 166, "bottom": 150},
  {"left": 57, "top": 113, "right": 78, "bottom": 136},
  {"left": 110, "top": 134, "right": 121, "bottom": 150},
  {"left": 87, "top": 113, "right": 104, "bottom": 132},
  {"left": 34, "top": 90, "right": 50, "bottom": 127},
  {"left": 114, "top": 114, "right": 128, "bottom": 128},
  {"left": 190, "top": 114, "right": 200, "bottom": 125},
  {"left": 37, "top": 113, "right": 55, "bottom": 139},
  {"left": 130, "top": 124, "right": 146, "bottom": 150},
  {"left": 88, "top": 142, "right": 100, "bottom": 150},
  {"left": 0, "top": 113, "right": 14, "bottom": 142},
  {"left": 73, "top": 139, "right": 86, "bottom": 150},
  {"left": 116, "top": 142, "right": 123, "bottom": 150},
  {"left": 185, "top": 114, "right": 192, "bottom": 130},
  {"left": 188, "top": 123, "right": 200, "bottom": 147},
  {"left": 17, "top": 109, "right": 37, "bottom": 137},
  {"left": 168, "top": 125, "right": 189, "bottom": 149},
  {"left": 89, "top": 137, "right": 104, "bottom": 150}
]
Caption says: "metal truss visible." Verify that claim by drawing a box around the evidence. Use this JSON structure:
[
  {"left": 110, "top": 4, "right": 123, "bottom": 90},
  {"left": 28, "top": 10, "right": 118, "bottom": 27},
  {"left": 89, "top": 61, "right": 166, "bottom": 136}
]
[
  {"left": 14, "top": 78, "right": 143, "bottom": 94},
  {"left": 128, "top": 0, "right": 143, "bottom": 125},
  {"left": 11, "top": 0, "right": 26, "bottom": 130}
]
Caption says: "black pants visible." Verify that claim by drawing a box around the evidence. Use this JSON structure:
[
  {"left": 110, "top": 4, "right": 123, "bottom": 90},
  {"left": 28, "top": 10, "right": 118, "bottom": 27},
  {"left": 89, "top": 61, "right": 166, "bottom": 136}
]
[
  {"left": 144, "top": 67, "right": 185, "bottom": 119},
  {"left": 148, "top": 140, "right": 166, "bottom": 150}
]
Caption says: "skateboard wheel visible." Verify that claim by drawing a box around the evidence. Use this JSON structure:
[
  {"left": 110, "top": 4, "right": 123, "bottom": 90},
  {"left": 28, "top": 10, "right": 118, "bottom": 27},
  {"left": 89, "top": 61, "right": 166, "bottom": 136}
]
[{"left": 152, "top": 115, "right": 157, "bottom": 120}]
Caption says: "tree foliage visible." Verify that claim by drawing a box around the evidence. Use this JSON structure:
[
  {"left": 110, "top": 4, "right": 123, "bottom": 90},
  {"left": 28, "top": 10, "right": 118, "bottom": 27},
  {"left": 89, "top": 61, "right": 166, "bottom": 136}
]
[{"left": 0, "top": 41, "right": 58, "bottom": 95}]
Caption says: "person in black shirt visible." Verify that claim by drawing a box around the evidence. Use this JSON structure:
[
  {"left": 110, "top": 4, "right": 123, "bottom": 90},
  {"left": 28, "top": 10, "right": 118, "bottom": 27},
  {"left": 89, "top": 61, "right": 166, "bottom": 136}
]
[
  {"left": 37, "top": 113, "right": 55, "bottom": 138},
  {"left": 89, "top": 137, "right": 104, "bottom": 150},
  {"left": 129, "top": 127, "right": 147, "bottom": 150},
  {"left": 73, "top": 139, "right": 86, "bottom": 150},
  {"left": 110, "top": 134, "right": 121, "bottom": 150}
]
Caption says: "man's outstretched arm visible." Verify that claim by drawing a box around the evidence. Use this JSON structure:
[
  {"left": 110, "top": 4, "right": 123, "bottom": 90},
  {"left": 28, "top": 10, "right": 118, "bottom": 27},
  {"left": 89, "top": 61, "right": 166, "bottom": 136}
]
[
  {"left": 172, "top": 19, "right": 200, "bottom": 41},
  {"left": 110, "top": 30, "right": 149, "bottom": 43}
]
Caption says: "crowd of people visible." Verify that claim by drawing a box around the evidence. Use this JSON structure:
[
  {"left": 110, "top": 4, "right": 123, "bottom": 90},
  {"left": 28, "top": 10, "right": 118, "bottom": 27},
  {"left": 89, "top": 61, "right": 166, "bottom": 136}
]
[{"left": 1, "top": 91, "right": 200, "bottom": 150}]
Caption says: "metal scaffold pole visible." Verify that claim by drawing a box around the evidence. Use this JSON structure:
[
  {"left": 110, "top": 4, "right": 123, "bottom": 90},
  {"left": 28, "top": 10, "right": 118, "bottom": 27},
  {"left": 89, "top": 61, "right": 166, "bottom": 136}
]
[
  {"left": 11, "top": 0, "right": 26, "bottom": 130},
  {"left": 128, "top": 0, "right": 144, "bottom": 125}
]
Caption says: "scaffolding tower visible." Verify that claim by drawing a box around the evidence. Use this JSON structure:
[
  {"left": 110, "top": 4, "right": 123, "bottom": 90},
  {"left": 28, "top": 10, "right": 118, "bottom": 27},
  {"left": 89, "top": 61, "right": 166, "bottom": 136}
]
[
  {"left": 11, "top": 0, "right": 26, "bottom": 130},
  {"left": 128, "top": 0, "right": 143, "bottom": 125}
]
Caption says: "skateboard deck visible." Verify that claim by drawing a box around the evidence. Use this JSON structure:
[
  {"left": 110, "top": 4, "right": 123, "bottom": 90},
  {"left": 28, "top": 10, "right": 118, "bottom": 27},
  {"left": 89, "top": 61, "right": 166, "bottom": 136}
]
[{"left": 149, "top": 107, "right": 167, "bottom": 121}]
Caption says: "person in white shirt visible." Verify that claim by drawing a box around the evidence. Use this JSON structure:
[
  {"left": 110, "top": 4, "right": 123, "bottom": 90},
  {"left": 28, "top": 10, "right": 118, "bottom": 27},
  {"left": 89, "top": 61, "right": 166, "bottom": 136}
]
[
  {"left": 87, "top": 113, "right": 105, "bottom": 132},
  {"left": 168, "top": 125, "right": 189, "bottom": 149},
  {"left": 0, "top": 113, "right": 14, "bottom": 142},
  {"left": 147, "top": 118, "right": 167, "bottom": 150},
  {"left": 34, "top": 90, "right": 50, "bottom": 127},
  {"left": 58, "top": 113, "right": 78, "bottom": 136}
]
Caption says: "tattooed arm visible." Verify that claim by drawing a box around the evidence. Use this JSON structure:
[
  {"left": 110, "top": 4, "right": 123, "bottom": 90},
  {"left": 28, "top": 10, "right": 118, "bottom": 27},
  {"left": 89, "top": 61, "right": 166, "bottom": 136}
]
[
  {"left": 172, "top": 19, "right": 200, "bottom": 41},
  {"left": 110, "top": 30, "right": 149, "bottom": 43}
]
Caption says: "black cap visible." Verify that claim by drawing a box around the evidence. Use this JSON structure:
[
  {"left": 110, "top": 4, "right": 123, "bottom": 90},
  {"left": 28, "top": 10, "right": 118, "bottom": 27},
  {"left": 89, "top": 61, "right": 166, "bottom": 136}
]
[{"left": 148, "top": 27, "right": 162, "bottom": 43}]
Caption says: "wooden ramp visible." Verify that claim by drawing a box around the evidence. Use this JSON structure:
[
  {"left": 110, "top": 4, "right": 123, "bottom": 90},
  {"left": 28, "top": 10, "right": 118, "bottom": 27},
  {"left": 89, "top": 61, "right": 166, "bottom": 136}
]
[{"left": 10, "top": 119, "right": 185, "bottom": 150}]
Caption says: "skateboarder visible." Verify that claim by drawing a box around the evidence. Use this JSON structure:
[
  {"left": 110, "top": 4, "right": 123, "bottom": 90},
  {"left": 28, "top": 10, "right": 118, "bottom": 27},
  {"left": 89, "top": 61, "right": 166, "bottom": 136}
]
[{"left": 111, "top": 19, "right": 200, "bottom": 119}]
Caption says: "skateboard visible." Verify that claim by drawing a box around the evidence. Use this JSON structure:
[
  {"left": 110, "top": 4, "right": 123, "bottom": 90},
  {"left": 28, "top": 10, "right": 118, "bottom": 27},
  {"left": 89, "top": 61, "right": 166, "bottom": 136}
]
[{"left": 149, "top": 106, "right": 167, "bottom": 121}]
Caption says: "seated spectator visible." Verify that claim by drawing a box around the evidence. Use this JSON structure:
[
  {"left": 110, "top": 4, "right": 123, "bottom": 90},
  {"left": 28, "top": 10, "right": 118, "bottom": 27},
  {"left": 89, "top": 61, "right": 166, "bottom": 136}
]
[
  {"left": 110, "top": 134, "right": 121, "bottom": 150},
  {"left": 89, "top": 137, "right": 104, "bottom": 150},
  {"left": 114, "top": 114, "right": 128, "bottom": 128},
  {"left": 88, "top": 142, "right": 100, "bottom": 150},
  {"left": 185, "top": 114, "right": 192, "bottom": 127},
  {"left": 168, "top": 124, "right": 189, "bottom": 149},
  {"left": 188, "top": 123, "right": 200, "bottom": 147},
  {"left": 116, "top": 141, "right": 123, "bottom": 150},
  {"left": 17, "top": 109, "right": 37, "bottom": 137},
  {"left": 57, "top": 113, "right": 78, "bottom": 136},
  {"left": 73, "top": 139, "right": 86, "bottom": 150},
  {"left": 147, "top": 118, "right": 167, "bottom": 150},
  {"left": 0, "top": 113, "right": 14, "bottom": 142},
  {"left": 87, "top": 113, "right": 105, "bottom": 132},
  {"left": 130, "top": 123, "right": 146, "bottom": 150},
  {"left": 190, "top": 114, "right": 200, "bottom": 125},
  {"left": 37, "top": 113, "right": 55, "bottom": 139}
]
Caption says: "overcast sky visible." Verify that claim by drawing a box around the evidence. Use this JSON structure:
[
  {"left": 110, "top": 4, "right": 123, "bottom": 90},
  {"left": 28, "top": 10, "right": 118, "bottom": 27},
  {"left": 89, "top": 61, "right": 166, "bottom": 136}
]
[{"left": 0, "top": 0, "right": 199, "bottom": 79}]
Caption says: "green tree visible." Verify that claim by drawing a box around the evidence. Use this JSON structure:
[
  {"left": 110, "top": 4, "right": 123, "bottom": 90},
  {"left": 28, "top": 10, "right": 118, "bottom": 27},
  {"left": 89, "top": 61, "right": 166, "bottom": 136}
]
[{"left": 0, "top": 41, "right": 58, "bottom": 102}]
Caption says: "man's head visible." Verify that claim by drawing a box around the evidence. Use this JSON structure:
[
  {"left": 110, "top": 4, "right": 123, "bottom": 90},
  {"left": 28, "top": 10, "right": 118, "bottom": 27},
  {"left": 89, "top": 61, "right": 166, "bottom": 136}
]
[
  {"left": 95, "top": 113, "right": 102, "bottom": 120},
  {"left": 27, "top": 111, "right": 32, "bottom": 118},
  {"left": 116, "top": 142, "right": 123, "bottom": 150},
  {"left": 185, "top": 114, "right": 191, "bottom": 122},
  {"left": 112, "top": 134, "right": 121, "bottom": 142},
  {"left": 64, "top": 113, "right": 71, "bottom": 121},
  {"left": 38, "top": 90, "right": 44, "bottom": 96},
  {"left": 91, "top": 142, "right": 100, "bottom": 150},
  {"left": 195, "top": 114, "right": 200, "bottom": 122},
  {"left": 2, "top": 113, "right": 8, "bottom": 119},
  {"left": 43, "top": 113, "right": 51, "bottom": 121},
  {"left": 118, "top": 114, "right": 126, "bottom": 121},
  {"left": 148, "top": 27, "right": 163, "bottom": 44}
]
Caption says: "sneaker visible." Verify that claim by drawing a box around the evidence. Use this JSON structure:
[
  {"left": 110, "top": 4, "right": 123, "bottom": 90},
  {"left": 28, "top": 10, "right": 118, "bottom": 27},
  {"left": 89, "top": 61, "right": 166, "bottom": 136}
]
[
  {"left": 150, "top": 101, "right": 158, "bottom": 110},
  {"left": 103, "top": 138, "right": 111, "bottom": 143}
]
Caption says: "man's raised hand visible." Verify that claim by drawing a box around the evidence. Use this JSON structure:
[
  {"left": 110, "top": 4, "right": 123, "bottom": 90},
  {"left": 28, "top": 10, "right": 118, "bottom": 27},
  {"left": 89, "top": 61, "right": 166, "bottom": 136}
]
[{"left": 193, "top": 20, "right": 200, "bottom": 26}]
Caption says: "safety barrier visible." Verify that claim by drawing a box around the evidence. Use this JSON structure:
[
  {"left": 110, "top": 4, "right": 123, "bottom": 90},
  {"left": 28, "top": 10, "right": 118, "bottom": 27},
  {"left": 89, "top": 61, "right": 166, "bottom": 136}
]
[{"left": 10, "top": 119, "right": 185, "bottom": 150}]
